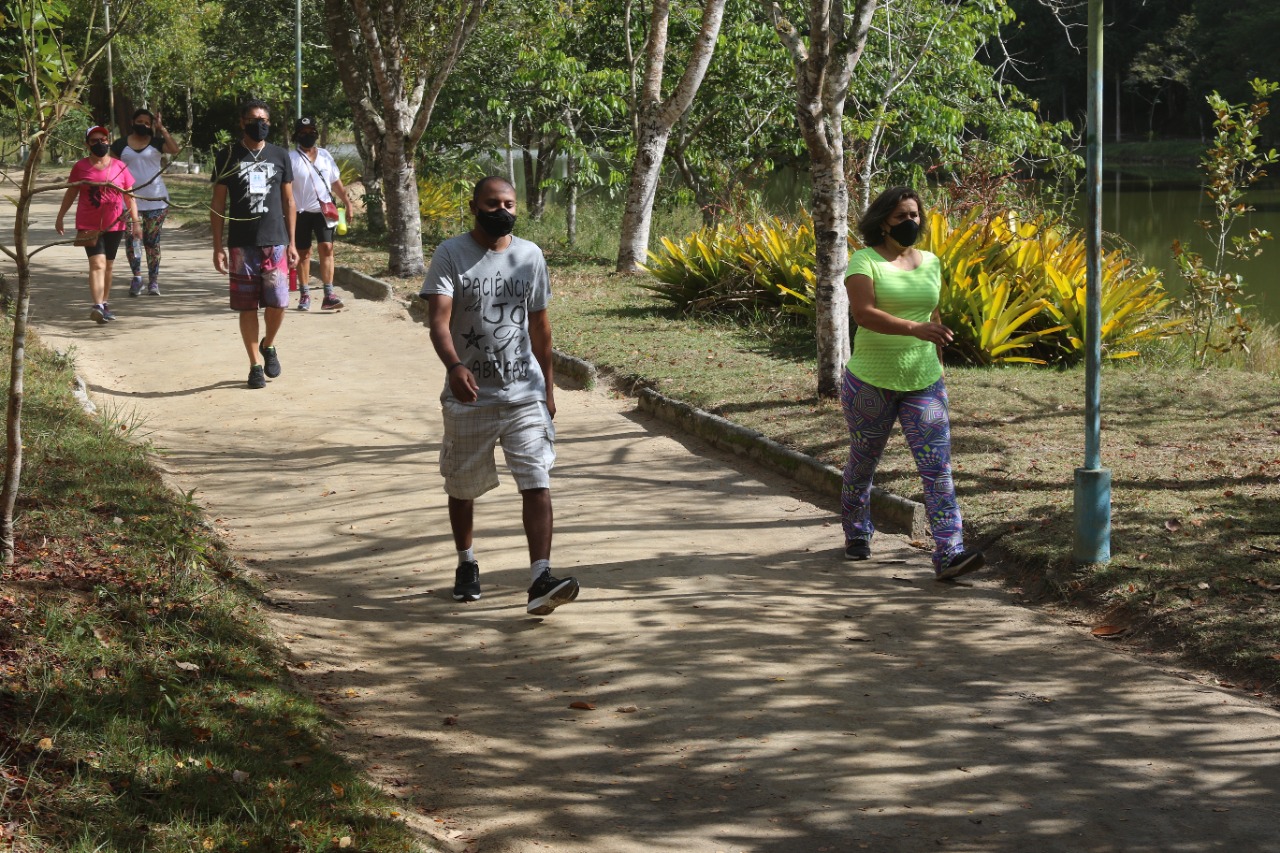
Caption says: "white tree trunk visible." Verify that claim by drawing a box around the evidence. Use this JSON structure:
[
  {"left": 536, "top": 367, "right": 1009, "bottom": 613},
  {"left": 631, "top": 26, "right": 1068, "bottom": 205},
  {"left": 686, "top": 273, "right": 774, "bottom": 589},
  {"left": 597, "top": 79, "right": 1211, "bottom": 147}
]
[
  {"left": 381, "top": 126, "right": 426, "bottom": 277},
  {"left": 615, "top": 0, "right": 727, "bottom": 272},
  {"left": 809, "top": 145, "right": 851, "bottom": 399},
  {"left": 616, "top": 120, "right": 671, "bottom": 271}
]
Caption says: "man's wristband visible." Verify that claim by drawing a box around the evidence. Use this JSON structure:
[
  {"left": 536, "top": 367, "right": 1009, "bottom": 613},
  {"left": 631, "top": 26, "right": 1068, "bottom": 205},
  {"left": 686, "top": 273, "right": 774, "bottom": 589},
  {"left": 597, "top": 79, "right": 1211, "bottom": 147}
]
[{"left": 447, "top": 362, "right": 465, "bottom": 373}]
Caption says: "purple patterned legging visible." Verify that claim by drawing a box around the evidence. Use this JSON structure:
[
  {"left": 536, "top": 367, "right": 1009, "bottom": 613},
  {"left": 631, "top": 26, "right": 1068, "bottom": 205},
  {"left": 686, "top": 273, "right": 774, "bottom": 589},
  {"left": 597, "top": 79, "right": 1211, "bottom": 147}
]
[
  {"left": 840, "top": 369, "right": 964, "bottom": 569},
  {"left": 125, "top": 207, "right": 167, "bottom": 281}
]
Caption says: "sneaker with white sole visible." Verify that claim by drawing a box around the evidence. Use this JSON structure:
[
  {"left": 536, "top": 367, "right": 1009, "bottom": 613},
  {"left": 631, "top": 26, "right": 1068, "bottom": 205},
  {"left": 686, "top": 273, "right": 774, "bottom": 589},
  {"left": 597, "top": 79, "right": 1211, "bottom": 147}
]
[
  {"left": 321, "top": 293, "right": 344, "bottom": 310},
  {"left": 146, "top": 280, "right": 160, "bottom": 296},
  {"left": 526, "top": 571, "right": 579, "bottom": 615},
  {"left": 936, "top": 550, "right": 986, "bottom": 581},
  {"left": 297, "top": 290, "right": 311, "bottom": 311},
  {"left": 89, "top": 304, "right": 107, "bottom": 324},
  {"left": 453, "top": 561, "right": 481, "bottom": 602},
  {"left": 844, "top": 538, "right": 871, "bottom": 560},
  {"left": 128, "top": 276, "right": 143, "bottom": 297}
]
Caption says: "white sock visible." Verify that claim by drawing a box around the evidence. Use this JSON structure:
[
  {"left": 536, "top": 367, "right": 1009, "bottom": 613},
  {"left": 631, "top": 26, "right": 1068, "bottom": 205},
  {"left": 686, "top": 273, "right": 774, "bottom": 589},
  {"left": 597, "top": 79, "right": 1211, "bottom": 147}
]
[
  {"left": 458, "top": 547, "right": 474, "bottom": 565},
  {"left": 531, "top": 558, "right": 550, "bottom": 582}
]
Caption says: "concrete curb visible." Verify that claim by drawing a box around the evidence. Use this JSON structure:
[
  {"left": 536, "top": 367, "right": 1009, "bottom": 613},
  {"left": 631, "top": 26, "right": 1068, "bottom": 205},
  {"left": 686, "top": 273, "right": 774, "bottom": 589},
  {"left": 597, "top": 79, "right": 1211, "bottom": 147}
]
[
  {"left": 319, "top": 260, "right": 395, "bottom": 301},
  {"left": 355, "top": 264, "right": 929, "bottom": 540}
]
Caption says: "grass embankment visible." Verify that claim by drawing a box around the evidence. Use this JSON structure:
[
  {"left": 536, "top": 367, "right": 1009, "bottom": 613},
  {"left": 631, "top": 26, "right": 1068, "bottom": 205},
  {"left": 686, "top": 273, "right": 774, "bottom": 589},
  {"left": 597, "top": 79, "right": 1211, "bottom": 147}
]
[
  {"left": 331, "top": 211, "right": 1280, "bottom": 700},
  {"left": 0, "top": 328, "right": 422, "bottom": 850}
]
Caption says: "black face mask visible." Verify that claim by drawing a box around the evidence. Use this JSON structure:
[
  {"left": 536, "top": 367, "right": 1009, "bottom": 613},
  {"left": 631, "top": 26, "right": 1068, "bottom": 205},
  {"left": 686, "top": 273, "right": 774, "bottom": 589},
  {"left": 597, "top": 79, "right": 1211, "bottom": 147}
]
[
  {"left": 89, "top": 141, "right": 109, "bottom": 157},
  {"left": 133, "top": 123, "right": 153, "bottom": 137},
  {"left": 297, "top": 134, "right": 317, "bottom": 149},
  {"left": 244, "top": 119, "right": 270, "bottom": 142},
  {"left": 888, "top": 219, "right": 921, "bottom": 247},
  {"left": 476, "top": 207, "right": 516, "bottom": 238}
]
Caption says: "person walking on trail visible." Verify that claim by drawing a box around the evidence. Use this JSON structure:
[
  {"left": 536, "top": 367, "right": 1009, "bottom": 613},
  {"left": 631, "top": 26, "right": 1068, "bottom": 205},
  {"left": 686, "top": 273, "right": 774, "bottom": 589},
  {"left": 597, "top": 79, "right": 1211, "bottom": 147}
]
[
  {"left": 209, "top": 99, "right": 298, "bottom": 390},
  {"left": 54, "top": 125, "right": 143, "bottom": 325},
  {"left": 288, "top": 115, "right": 352, "bottom": 312},
  {"left": 841, "top": 186, "right": 985, "bottom": 581},
  {"left": 422, "top": 176, "right": 580, "bottom": 616},
  {"left": 111, "top": 108, "right": 179, "bottom": 297}
]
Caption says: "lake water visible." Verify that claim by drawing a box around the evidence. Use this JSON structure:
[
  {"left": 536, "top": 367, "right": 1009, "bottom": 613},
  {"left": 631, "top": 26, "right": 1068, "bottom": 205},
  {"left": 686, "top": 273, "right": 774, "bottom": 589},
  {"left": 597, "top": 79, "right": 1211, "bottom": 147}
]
[{"left": 1097, "top": 169, "right": 1280, "bottom": 321}]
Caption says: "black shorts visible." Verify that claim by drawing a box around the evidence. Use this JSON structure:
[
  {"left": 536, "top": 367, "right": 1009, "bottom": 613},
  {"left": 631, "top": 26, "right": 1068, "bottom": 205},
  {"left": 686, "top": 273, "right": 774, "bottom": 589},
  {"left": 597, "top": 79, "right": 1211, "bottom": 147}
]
[
  {"left": 84, "top": 230, "right": 124, "bottom": 260},
  {"left": 294, "top": 210, "right": 336, "bottom": 251}
]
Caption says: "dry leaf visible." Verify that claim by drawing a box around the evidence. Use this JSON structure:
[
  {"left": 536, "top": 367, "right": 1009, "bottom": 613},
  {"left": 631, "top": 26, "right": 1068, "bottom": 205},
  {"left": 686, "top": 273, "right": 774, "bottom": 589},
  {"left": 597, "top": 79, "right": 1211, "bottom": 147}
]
[
  {"left": 331, "top": 782, "right": 345, "bottom": 798},
  {"left": 1164, "top": 518, "right": 1182, "bottom": 533},
  {"left": 443, "top": 716, "right": 458, "bottom": 726},
  {"left": 175, "top": 661, "right": 200, "bottom": 672},
  {"left": 568, "top": 701, "right": 596, "bottom": 710},
  {"left": 232, "top": 770, "right": 250, "bottom": 783},
  {"left": 37, "top": 737, "right": 52, "bottom": 750},
  {"left": 1090, "top": 625, "right": 1125, "bottom": 638},
  {"left": 339, "top": 837, "right": 352, "bottom": 849},
  {"left": 615, "top": 706, "right": 638, "bottom": 713},
  {"left": 91, "top": 667, "right": 107, "bottom": 680}
]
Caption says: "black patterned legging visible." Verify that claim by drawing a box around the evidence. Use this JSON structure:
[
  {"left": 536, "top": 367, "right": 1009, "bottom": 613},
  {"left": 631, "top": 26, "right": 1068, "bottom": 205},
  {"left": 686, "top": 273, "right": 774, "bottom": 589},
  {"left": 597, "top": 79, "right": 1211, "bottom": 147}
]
[{"left": 125, "top": 207, "right": 167, "bottom": 281}]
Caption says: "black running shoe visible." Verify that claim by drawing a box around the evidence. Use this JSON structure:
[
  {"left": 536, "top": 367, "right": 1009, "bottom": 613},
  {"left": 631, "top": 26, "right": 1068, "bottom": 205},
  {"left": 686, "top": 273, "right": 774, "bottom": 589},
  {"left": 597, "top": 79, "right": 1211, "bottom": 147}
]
[
  {"left": 526, "top": 571, "right": 579, "bottom": 615},
  {"left": 844, "top": 538, "right": 871, "bottom": 560},
  {"left": 936, "top": 550, "right": 986, "bottom": 581},
  {"left": 259, "top": 338, "right": 281, "bottom": 378},
  {"left": 247, "top": 364, "right": 266, "bottom": 389},
  {"left": 453, "top": 561, "right": 481, "bottom": 602}
]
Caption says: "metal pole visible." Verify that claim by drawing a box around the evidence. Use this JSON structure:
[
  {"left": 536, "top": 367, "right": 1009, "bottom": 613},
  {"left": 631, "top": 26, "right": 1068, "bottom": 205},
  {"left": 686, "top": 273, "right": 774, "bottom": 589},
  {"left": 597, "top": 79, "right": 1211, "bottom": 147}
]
[
  {"left": 1074, "top": 0, "right": 1111, "bottom": 564},
  {"left": 295, "top": 0, "right": 303, "bottom": 119},
  {"left": 104, "top": 0, "right": 115, "bottom": 132}
]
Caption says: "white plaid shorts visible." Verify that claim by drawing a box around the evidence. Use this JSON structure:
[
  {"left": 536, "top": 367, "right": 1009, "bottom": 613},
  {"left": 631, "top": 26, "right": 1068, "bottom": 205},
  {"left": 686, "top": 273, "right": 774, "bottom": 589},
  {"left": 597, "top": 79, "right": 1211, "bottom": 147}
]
[{"left": 439, "top": 399, "right": 556, "bottom": 499}]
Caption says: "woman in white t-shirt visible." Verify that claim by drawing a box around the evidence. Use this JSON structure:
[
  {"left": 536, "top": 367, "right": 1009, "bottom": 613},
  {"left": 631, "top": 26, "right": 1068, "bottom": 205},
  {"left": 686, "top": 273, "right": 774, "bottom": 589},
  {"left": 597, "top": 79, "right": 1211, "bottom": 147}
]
[{"left": 111, "top": 108, "right": 179, "bottom": 296}]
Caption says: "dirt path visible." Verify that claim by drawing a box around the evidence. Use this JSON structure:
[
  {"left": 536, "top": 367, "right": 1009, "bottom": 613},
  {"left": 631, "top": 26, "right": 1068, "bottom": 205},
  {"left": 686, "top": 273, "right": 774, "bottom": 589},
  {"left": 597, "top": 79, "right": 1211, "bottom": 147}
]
[{"left": 11, "top": 198, "right": 1280, "bottom": 852}]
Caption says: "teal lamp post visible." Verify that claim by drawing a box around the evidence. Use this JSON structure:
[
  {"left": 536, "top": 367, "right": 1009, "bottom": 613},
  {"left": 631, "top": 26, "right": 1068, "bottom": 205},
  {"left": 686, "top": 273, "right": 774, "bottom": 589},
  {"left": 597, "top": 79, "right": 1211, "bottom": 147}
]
[{"left": 1074, "top": 0, "right": 1111, "bottom": 564}]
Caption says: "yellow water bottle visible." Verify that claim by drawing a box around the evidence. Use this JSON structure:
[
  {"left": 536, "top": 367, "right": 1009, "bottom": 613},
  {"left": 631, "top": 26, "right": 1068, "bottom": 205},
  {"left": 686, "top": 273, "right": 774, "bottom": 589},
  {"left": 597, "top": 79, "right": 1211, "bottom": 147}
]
[{"left": 336, "top": 208, "right": 348, "bottom": 236}]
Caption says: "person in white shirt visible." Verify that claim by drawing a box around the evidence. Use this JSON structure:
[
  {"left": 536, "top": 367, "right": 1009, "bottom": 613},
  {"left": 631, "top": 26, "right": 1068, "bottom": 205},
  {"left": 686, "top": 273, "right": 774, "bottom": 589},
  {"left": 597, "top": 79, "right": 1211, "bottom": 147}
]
[
  {"left": 288, "top": 116, "right": 352, "bottom": 311},
  {"left": 110, "top": 108, "right": 179, "bottom": 296}
]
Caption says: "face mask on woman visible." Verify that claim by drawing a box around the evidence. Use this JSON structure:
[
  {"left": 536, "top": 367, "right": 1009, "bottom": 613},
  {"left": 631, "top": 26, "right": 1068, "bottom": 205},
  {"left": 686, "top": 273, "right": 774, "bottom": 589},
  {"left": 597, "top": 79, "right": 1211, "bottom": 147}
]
[
  {"left": 297, "top": 134, "right": 318, "bottom": 149},
  {"left": 89, "top": 141, "right": 110, "bottom": 157},
  {"left": 888, "top": 219, "right": 921, "bottom": 247}
]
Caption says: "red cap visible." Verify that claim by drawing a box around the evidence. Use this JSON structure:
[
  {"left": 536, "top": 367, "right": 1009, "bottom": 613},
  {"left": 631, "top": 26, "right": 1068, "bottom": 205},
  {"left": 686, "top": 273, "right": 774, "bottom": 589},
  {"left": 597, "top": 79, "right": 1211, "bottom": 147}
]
[{"left": 85, "top": 125, "right": 110, "bottom": 141}]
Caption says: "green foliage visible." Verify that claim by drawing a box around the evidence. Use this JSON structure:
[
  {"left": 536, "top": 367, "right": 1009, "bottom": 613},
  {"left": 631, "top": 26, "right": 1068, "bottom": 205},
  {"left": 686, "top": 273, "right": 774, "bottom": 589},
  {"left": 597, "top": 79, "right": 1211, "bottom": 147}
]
[
  {"left": 640, "top": 216, "right": 821, "bottom": 319},
  {"left": 1174, "top": 78, "right": 1279, "bottom": 366},
  {"left": 644, "top": 205, "right": 1180, "bottom": 366}
]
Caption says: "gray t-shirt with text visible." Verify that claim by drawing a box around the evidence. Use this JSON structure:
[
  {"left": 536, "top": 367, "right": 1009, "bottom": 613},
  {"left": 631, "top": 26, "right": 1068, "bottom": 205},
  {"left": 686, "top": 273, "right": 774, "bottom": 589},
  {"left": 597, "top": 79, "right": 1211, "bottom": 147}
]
[{"left": 420, "top": 233, "right": 551, "bottom": 405}]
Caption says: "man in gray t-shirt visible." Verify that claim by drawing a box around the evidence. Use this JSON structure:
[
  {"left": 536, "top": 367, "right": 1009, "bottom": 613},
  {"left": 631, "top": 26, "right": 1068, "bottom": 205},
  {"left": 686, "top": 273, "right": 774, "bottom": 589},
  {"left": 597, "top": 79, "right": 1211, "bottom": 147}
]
[{"left": 421, "top": 176, "right": 580, "bottom": 616}]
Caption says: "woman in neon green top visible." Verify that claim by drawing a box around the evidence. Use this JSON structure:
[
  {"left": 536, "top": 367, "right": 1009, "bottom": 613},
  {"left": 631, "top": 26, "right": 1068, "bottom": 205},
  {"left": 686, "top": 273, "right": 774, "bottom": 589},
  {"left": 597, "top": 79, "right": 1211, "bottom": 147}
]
[{"left": 841, "top": 186, "right": 984, "bottom": 581}]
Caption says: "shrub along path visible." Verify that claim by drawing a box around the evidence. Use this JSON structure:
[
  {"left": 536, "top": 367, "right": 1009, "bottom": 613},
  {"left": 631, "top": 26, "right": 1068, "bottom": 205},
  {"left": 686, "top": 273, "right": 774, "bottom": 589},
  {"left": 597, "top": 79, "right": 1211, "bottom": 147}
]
[{"left": 18, "top": 194, "right": 1280, "bottom": 851}]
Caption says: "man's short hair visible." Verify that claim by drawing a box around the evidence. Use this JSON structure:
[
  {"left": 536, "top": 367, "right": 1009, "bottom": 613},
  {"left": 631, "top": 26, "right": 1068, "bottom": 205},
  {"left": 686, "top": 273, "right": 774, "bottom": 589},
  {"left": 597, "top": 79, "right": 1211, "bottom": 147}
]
[
  {"left": 239, "top": 98, "right": 271, "bottom": 118},
  {"left": 131, "top": 108, "right": 154, "bottom": 122},
  {"left": 472, "top": 176, "right": 516, "bottom": 202}
]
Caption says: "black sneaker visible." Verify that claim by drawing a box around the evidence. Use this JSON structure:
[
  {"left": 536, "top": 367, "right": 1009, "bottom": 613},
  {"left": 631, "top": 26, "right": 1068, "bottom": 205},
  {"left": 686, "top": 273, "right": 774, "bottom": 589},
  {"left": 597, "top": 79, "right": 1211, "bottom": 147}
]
[
  {"left": 259, "top": 338, "right": 281, "bottom": 378},
  {"left": 527, "top": 571, "right": 579, "bottom": 616},
  {"left": 844, "top": 538, "right": 871, "bottom": 560},
  {"left": 936, "top": 550, "right": 986, "bottom": 581},
  {"left": 453, "top": 561, "right": 481, "bottom": 602},
  {"left": 247, "top": 364, "right": 266, "bottom": 389}
]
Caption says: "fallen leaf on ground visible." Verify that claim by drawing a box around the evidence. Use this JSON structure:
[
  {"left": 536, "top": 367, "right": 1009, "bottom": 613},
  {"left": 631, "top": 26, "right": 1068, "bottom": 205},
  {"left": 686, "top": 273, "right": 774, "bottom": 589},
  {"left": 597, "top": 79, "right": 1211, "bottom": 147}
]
[
  {"left": 174, "top": 661, "right": 200, "bottom": 672},
  {"left": 339, "top": 837, "right": 352, "bottom": 848},
  {"left": 443, "top": 716, "right": 458, "bottom": 726},
  {"left": 615, "top": 706, "right": 638, "bottom": 713},
  {"left": 1091, "top": 625, "right": 1126, "bottom": 638},
  {"left": 1164, "top": 518, "right": 1182, "bottom": 533},
  {"left": 569, "top": 701, "right": 596, "bottom": 710},
  {"left": 37, "top": 738, "right": 52, "bottom": 750},
  {"left": 232, "top": 770, "right": 250, "bottom": 783},
  {"left": 331, "top": 782, "right": 345, "bottom": 798},
  {"left": 91, "top": 667, "right": 107, "bottom": 680}
]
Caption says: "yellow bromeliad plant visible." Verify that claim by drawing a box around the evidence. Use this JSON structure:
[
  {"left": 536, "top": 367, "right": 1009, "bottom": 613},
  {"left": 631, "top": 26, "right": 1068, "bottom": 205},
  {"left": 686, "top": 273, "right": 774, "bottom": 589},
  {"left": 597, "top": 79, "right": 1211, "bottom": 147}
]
[
  {"left": 640, "top": 225, "right": 748, "bottom": 311},
  {"left": 737, "top": 216, "right": 820, "bottom": 321},
  {"left": 418, "top": 176, "right": 468, "bottom": 231},
  {"left": 924, "top": 208, "right": 1067, "bottom": 365}
]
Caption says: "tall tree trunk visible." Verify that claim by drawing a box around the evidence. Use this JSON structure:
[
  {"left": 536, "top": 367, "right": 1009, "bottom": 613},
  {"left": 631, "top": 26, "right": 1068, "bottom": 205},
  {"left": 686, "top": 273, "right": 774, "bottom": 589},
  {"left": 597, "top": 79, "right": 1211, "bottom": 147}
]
[
  {"left": 615, "top": 0, "right": 727, "bottom": 272},
  {"left": 808, "top": 143, "right": 851, "bottom": 399},
  {"left": 381, "top": 128, "right": 425, "bottom": 277},
  {"left": 1, "top": 141, "right": 44, "bottom": 563},
  {"left": 566, "top": 153, "right": 578, "bottom": 247},
  {"left": 353, "top": 121, "right": 386, "bottom": 235},
  {"left": 617, "top": 121, "right": 672, "bottom": 270}
]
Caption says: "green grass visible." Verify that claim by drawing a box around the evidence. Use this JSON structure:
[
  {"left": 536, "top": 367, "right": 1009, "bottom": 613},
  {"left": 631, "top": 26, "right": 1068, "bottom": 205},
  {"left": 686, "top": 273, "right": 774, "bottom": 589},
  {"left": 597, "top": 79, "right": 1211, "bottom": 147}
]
[{"left": 0, "top": 326, "right": 424, "bottom": 850}]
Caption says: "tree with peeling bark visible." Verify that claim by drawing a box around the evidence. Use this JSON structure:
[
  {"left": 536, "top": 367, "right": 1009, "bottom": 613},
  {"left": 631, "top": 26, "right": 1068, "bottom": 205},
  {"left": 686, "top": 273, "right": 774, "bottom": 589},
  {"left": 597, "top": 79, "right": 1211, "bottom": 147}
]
[
  {"left": 322, "top": 0, "right": 486, "bottom": 278},
  {"left": 614, "top": 0, "right": 728, "bottom": 273},
  {"left": 767, "top": 0, "right": 878, "bottom": 399},
  {"left": 0, "top": 0, "right": 136, "bottom": 565}
]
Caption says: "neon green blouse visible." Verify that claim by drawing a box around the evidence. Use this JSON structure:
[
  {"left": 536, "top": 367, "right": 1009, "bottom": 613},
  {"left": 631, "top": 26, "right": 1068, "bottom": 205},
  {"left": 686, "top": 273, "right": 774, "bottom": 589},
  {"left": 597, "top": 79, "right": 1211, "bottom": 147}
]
[{"left": 845, "top": 247, "right": 943, "bottom": 391}]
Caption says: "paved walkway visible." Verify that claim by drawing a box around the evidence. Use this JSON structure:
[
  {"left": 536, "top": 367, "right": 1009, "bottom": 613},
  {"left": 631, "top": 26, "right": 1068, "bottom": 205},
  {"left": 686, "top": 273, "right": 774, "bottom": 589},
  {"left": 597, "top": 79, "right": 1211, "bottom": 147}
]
[{"left": 11, "top": 198, "right": 1280, "bottom": 852}]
